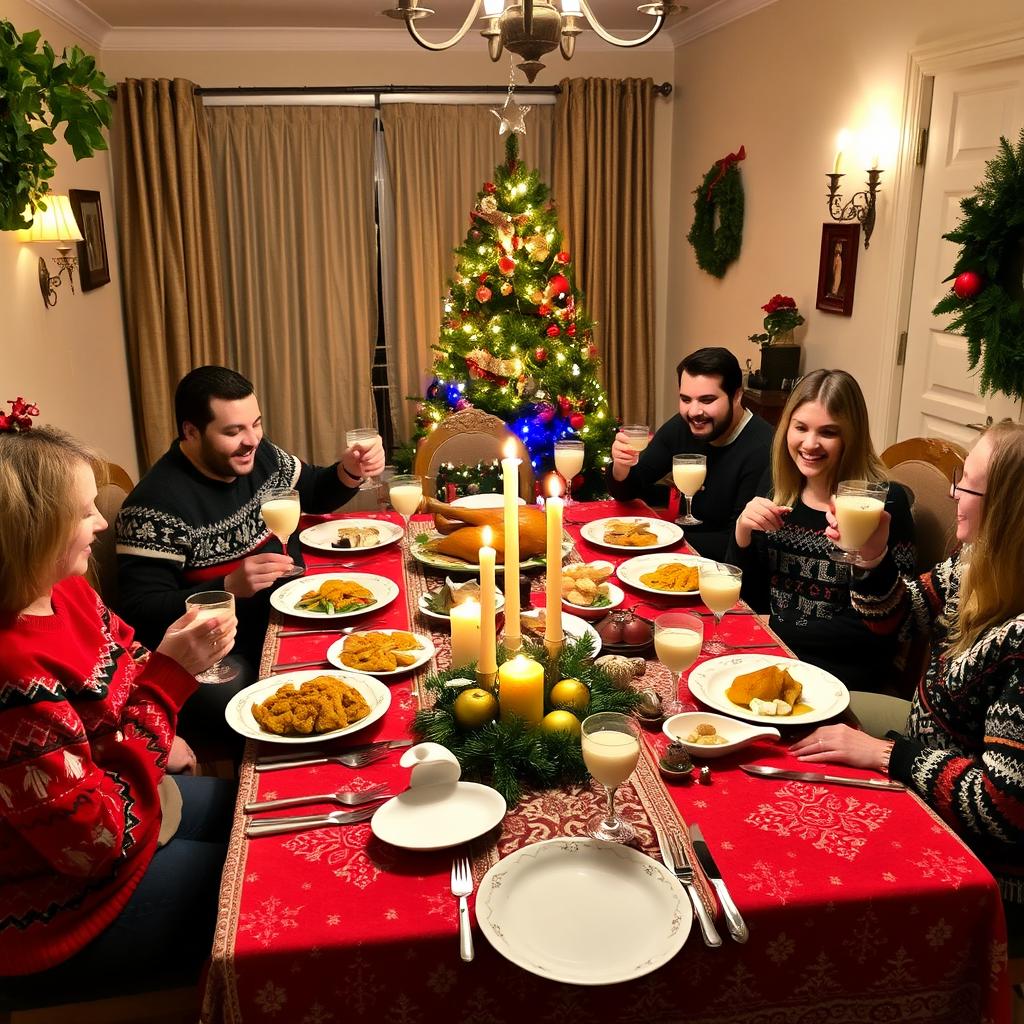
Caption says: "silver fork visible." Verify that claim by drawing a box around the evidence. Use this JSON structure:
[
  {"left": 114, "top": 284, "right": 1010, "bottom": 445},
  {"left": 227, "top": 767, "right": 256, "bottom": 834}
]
[
  {"left": 655, "top": 828, "right": 722, "bottom": 948},
  {"left": 450, "top": 855, "right": 474, "bottom": 962},
  {"left": 245, "top": 804, "right": 377, "bottom": 839},
  {"left": 254, "top": 747, "right": 392, "bottom": 773},
  {"left": 244, "top": 782, "right": 390, "bottom": 814}
]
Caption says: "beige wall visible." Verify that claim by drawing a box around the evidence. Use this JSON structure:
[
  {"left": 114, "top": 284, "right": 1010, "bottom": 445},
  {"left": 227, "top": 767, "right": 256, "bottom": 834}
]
[
  {"left": 2, "top": 0, "right": 137, "bottom": 475},
  {"left": 666, "top": 0, "right": 1024, "bottom": 444}
]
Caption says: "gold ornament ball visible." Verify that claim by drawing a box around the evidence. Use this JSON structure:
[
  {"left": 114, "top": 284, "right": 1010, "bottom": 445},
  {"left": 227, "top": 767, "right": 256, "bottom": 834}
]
[
  {"left": 549, "top": 678, "right": 590, "bottom": 715},
  {"left": 453, "top": 688, "right": 499, "bottom": 729},
  {"left": 540, "top": 709, "right": 581, "bottom": 738}
]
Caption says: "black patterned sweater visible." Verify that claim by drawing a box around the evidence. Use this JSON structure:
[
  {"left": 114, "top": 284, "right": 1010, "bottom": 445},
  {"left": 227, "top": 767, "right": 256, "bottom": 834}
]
[
  {"left": 726, "top": 473, "right": 916, "bottom": 692},
  {"left": 114, "top": 439, "right": 357, "bottom": 665},
  {"left": 850, "top": 552, "right": 1024, "bottom": 905}
]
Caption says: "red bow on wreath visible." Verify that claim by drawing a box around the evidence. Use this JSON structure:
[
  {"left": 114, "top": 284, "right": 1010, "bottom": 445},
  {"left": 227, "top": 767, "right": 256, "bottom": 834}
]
[
  {"left": 706, "top": 145, "right": 746, "bottom": 200},
  {"left": 0, "top": 397, "right": 40, "bottom": 433}
]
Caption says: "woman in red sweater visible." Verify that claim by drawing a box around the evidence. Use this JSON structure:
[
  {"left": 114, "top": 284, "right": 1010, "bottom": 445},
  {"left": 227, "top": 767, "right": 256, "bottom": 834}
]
[{"left": 0, "top": 413, "right": 238, "bottom": 1006}]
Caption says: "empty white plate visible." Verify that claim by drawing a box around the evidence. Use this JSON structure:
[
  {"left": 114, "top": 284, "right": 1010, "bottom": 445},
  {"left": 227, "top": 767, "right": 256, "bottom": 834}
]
[{"left": 371, "top": 782, "right": 506, "bottom": 850}]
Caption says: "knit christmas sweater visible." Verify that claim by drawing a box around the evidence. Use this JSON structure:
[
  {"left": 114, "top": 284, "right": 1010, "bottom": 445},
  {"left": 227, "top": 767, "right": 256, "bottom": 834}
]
[
  {"left": 114, "top": 438, "right": 357, "bottom": 663},
  {"left": 0, "top": 575, "right": 197, "bottom": 975},
  {"left": 850, "top": 552, "right": 1024, "bottom": 905},
  {"left": 726, "top": 474, "right": 916, "bottom": 692}
]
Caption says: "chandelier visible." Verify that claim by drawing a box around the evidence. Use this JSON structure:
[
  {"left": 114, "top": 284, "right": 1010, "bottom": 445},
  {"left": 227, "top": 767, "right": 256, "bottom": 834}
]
[{"left": 384, "top": 0, "right": 683, "bottom": 82}]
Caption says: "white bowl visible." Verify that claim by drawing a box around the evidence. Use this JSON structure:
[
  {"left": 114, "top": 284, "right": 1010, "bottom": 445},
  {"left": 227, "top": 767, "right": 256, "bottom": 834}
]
[
  {"left": 562, "top": 582, "right": 625, "bottom": 621},
  {"left": 662, "top": 711, "right": 780, "bottom": 759}
]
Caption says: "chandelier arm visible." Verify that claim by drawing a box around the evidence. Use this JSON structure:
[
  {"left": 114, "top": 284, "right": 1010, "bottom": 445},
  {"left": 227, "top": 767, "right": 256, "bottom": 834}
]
[
  {"left": 402, "top": 0, "right": 485, "bottom": 51},
  {"left": 575, "top": 0, "right": 665, "bottom": 46}
]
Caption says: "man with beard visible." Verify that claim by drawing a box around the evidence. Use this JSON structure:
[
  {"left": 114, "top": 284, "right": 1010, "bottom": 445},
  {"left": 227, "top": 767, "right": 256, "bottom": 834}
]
[
  {"left": 115, "top": 366, "right": 384, "bottom": 741},
  {"left": 607, "top": 348, "right": 772, "bottom": 560}
]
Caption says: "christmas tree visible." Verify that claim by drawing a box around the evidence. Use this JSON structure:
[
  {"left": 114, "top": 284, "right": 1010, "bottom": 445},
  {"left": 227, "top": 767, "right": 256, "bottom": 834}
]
[{"left": 406, "top": 134, "right": 616, "bottom": 498}]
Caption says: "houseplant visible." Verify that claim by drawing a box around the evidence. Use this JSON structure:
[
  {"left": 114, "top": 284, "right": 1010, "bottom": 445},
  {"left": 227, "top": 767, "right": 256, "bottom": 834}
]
[
  {"left": 0, "top": 20, "right": 111, "bottom": 232},
  {"left": 748, "top": 294, "right": 804, "bottom": 390}
]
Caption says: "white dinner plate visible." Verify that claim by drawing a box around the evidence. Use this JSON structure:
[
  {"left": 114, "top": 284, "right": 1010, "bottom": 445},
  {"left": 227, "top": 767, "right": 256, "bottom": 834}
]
[
  {"left": 371, "top": 781, "right": 506, "bottom": 850},
  {"left": 410, "top": 530, "right": 573, "bottom": 574},
  {"left": 688, "top": 653, "right": 850, "bottom": 726},
  {"left": 269, "top": 571, "right": 399, "bottom": 620},
  {"left": 616, "top": 552, "right": 716, "bottom": 596},
  {"left": 298, "top": 518, "right": 404, "bottom": 553},
  {"left": 579, "top": 516, "right": 684, "bottom": 553},
  {"left": 450, "top": 493, "right": 526, "bottom": 509},
  {"left": 562, "top": 582, "right": 626, "bottom": 620},
  {"left": 326, "top": 629, "right": 436, "bottom": 678},
  {"left": 225, "top": 669, "right": 391, "bottom": 744},
  {"left": 520, "top": 610, "right": 602, "bottom": 657},
  {"left": 417, "top": 590, "right": 506, "bottom": 625},
  {"left": 476, "top": 838, "right": 691, "bottom": 985}
]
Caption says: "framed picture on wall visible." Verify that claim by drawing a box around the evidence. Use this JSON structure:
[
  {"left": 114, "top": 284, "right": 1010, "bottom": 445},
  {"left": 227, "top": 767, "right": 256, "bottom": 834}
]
[
  {"left": 815, "top": 223, "right": 859, "bottom": 316},
  {"left": 68, "top": 189, "right": 110, "bottom": 291}
]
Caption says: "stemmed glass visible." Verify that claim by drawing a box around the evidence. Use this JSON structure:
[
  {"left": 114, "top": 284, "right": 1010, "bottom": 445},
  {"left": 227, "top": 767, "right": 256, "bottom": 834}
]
[
  {"left": 260, "top": 486, "right": 304, "bottom": 579},
  {"left": 346, "top": 427, "right": 382, "bottom": 492},
  {"left": 673, "top": 454, "right": 706, "bottom": 526},
  {"left": 621, "top": 424, "right": 651, "bottom": 454},
  {"left": 184, "top": 590, "right": 237, "bottom": 684},
  {"left": 553, "top": 439, "right": 585, "bottom": 506},
  {"left": 830, "top": 480, "right": 888, "bottom": 565},
  {"left": 698, "top": 562, "right": 743, "bottom": 655},
  {"left": 654, "top": 612, "right": 704, "bottom": 715},
  {"left": 581, "top": 712, "right": 641, "bottom": 843},
  {"left": 388, "top": 473, "right": 423, "bottom": 550}
]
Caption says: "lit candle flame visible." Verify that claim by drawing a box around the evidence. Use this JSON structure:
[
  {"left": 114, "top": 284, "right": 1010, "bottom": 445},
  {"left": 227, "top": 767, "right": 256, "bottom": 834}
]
[
  {"left": 503, "top": 437, "right": 517, "bottom": 460},
  {"left": 547, "top": 475, "right": 562, "bottom": 499},
  {"left": 482, "top": 524, "right": 493, "bottom": 546}
]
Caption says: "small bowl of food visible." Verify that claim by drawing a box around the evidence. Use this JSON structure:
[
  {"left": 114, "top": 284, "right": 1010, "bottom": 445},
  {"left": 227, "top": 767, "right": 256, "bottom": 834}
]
[
  {"left": 561, "top": 561, "right": 624, "bottom": 620},
  {"left": 662, "top": 711, "right": 780, "bottom": 759}
]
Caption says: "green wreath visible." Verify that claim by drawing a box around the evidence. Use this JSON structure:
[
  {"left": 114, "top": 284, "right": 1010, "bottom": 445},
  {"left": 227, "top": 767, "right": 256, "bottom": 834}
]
[
  {"left": 687, "top": 155, "right": 745, "bottom": 279},
  {"left": 933, "top": 129, "right": 1024, "bottom": 401}
]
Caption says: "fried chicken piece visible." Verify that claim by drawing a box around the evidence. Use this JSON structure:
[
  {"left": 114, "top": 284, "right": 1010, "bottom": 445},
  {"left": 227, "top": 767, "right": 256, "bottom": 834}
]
[
  {"left": 252, "top": 675, "right": 370, "bottom": 736},
  {"left": 726, "top": 665, "right": 802, "bottom": 709},
  {"left": 339, "top": 631, "right": 423, "bottom": 673}
]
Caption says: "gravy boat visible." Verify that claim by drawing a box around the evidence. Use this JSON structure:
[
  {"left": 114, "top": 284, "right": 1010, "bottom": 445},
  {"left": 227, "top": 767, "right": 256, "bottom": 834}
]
[{"left": 662, "top": 711, "right": 780, "bottom": 758}]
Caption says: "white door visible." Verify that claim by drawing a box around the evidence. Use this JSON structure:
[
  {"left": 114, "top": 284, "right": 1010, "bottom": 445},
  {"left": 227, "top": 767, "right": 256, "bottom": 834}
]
[{"left": 897, "top": 59, "right": 1024, "bottom": 445}]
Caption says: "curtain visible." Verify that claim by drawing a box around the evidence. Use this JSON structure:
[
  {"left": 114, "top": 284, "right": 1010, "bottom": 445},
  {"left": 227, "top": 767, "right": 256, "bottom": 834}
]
[
  {"left": 553, "top": 78, "right": 655, "bottom": 425},
  {"left": 206, "top": 105, "right": 378, "bottom": 466},
  {"left": 112, "top": 78, "right": 227, "bottom": 469},
  {"left": 379, "top": 103, "right": 554, "bottom": 441}
]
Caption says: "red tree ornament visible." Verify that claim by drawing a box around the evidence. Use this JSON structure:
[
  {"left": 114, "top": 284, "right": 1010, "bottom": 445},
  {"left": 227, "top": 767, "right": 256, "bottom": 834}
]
[
  {"left": 953, "top": 271, "right": 984, "bottom": 300},
  {"left": 537, "top": 304, "right": 552, "bottom": 317},
  {"left": 546, "top": 324, "right": 560, "bottom": 338},
  {"left": 534, "top": 347, "right": 548, "bottom": 363},
  {"left": 567, "top": 324, "right": 577, "bottom": 337},
  {"left": 476, "top": 285, "right": 492, "bottom": 303},
  {"left": 484, "top": 181, "right": 496, "bottom": 194},
  {"left": 478, "top": 274, "right": 489, "bottom": 284},
  {"left": 569, "top": 412, "right": 586, "bottom": 430},
  {"left": 556, "top": 251, "right": 571, "bottom": 264},
  {"left": 498, "top": 256, "right": 516, "bottom": 275},
  {"left": 549, "top": 273, "right": 570, "bottom": 297}
]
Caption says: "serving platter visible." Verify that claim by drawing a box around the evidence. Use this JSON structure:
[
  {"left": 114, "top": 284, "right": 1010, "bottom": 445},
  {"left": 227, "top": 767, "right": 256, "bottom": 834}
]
[{"left": 410, "top": 530, "right": 572, "bottom": 574}]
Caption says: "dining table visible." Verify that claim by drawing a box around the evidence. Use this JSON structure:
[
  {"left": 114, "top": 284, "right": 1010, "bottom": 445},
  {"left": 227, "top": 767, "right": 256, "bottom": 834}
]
[{"left": 200, "top": 498, "right": 1010, "bottom": 1024}]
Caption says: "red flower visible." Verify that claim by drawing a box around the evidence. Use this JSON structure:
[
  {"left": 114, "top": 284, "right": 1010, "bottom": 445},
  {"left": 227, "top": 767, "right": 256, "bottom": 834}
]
[
  {"left": 546, "top": 324, "right": 560, "bottom": 338},
  {"left": 498, "top": 256, "right": 516, "bottom": 275},
  {"left": 0, "top": 397, "right": 40, "bottom": 434},
  {"left": 761, "top": 294, "right": 796, "bottom": 314}
]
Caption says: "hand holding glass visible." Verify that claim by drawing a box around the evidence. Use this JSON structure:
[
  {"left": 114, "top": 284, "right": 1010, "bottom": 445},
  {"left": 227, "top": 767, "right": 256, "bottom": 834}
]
[
  {"left": 620, "top": 425, "right": 651, "bottom": 455},
  {"left": 698, "top": 563, "right": 742, "bottom": 655},
  {"left": 260, "top": 487, "right": 304, "bottom": 579},
  {"left": 346, "top": 427, "right": 382, "bottom": 491},
  {"left": 389, "top": 474, "right": 423, "bottom": 548},
  {"left": 830, "top": 480, "right": 888, "bottom": 566},
  {"left": 184, "top": 590, "right": 237, "bottom": 683},
  {"left": 654, "top": 612, "right": 704, "bottom": 715},
  {"left": 581, "top": 712, "right": 641, "bottom": 843},
  {"left": 673, "top": 454, "right": 706, "bottom": 526}
]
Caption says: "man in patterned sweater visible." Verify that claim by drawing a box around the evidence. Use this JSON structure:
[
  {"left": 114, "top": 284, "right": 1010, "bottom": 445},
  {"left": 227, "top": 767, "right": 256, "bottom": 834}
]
[{"left": 115, "top": 367, "right": 385, "bottom": 734}]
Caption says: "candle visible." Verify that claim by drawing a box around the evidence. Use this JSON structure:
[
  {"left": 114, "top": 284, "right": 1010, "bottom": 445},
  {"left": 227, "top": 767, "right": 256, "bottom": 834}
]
[
  {"left": 498, "top": 654, "right": 544, "bottom": 725},
  {"left": 478, "top": 526, "right": 497, "bottom": 685},
  {"left": 450, "top": 598, "right": 481, "bottom": 670},
  {"left": 501, "top": 439, "right": 521, "bottom": 652},
  {"left": 544, "top": 478, "right": 564, "bottom": 648},
  {"left": 832, "top": 149, "right": 843, "bottom": 175},
  {"left": 832, "top": 130, "right": 848, "bottom": 175}
]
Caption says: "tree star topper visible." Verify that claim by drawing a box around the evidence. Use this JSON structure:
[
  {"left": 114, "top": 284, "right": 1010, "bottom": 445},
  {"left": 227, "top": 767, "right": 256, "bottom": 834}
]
[{"left": 492, "top": 93, "right": 530, "bottom": 136}]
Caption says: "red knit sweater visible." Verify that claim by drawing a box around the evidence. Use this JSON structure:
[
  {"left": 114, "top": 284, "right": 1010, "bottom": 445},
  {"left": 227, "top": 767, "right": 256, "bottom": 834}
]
[{"left": 0, "top": 575, "right": 197, "bottom": 975}]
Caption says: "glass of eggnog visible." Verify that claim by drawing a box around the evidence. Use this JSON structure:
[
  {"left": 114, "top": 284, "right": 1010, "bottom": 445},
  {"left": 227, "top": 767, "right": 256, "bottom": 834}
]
[
  {"left": 654, "top": 612, "right": 704, "bottom": 714},
  {"left": 581, "top": 712, "right": 641, "bottom": 843},
  {"left": 260, "top": 487, "right": 305, "bottom": 578},
  {"left": 831, "top": 480, "right": 888, "bottom": 566},
  {"left": 388, "top": 473, "right": 423, "bottom": 550},
  {"left": 698, "top": 563, "right": 742, "bottom": 655},
  {"left": 672, "top": 454, "right": 706, "bottom": 526}
]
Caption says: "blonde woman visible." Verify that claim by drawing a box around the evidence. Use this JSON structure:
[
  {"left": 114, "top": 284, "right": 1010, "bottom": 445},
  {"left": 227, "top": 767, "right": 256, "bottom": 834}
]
[
  {"left": 0, "top": 417, "right": 237, "bottom": 1004},
  {"left": 793, "top": 420, "right": 1024, "bottom": 954},
  {"left": 727, "top": 369, "right": 916, "bottom": 691}
]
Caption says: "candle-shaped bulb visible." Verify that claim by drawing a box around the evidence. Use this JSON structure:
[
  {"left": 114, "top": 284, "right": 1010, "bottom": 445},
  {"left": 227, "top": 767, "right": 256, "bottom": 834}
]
[{"left": 482, "top": 524, "right": 493, "bottom": 547}]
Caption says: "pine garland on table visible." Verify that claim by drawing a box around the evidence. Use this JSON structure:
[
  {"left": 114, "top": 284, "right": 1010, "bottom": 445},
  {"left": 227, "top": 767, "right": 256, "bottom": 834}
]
[
  {"left": 412, "top": 634, "right": 641, "bottom": 806},
  {"left": 686, "top": 146, "right": 746, "bottom": 279}
]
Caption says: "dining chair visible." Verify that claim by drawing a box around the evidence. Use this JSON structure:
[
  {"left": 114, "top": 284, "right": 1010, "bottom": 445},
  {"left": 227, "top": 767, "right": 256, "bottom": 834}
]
[
  {"left": 0, "top": 985, "right": 197, "bottom": 1023},
  {"left": 86, "top": 460, "right": 135, "bottom": 606},
  {"left": 848, "top": 691, "right": 911, "bottom": 739},
  {"left": 413, "top": 407, "right": 534, "bottom": 500}
]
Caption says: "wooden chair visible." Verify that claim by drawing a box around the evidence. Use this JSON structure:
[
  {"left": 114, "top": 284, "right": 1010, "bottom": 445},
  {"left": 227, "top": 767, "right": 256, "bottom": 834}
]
[
  {"left": 86, "top": 460, "right": 135, "bottom": 605},
  {"left": 413, "top": 408, "right": 534, "bottom": 500}
]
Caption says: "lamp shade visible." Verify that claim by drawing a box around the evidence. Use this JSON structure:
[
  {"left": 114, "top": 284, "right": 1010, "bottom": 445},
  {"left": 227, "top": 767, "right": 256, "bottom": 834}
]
[{"left": 17, "top": 196, "right": 84, "bottom": 243}]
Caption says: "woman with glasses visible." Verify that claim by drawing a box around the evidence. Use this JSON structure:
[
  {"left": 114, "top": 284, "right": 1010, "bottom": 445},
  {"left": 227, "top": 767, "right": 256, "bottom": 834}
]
[{"left": 793, "top": 420, "right": 1024, "bottom": 955}]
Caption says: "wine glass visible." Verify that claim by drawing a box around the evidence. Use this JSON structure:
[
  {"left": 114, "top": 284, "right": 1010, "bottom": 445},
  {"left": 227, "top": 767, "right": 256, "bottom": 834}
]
[
  {"left": 581, "top": 712, "right": 641, "bottom": 843},
  {"left": 553, "top": 439, "right": 585, "bottom": 506},
  {"left": 654, "top": 612, "right": 704, "bottom": 715},
  {"left": 260, "top": 487, "right": 304, "bottom": 579},
  {"left": 184, "top": 590, "right": 237, "bottom": 684},
  {"left": 830, "top": 480, "right": 888, "bottom": 565},
  {"left": 698, "top": 562, "right": 743, "bottom": 655},
  {"left": 388, "top": 473, "right": 423, "bottom": 549},
  {"left": 345, "top": 427, "right": 382, "bottom": 492},
  {"left": 621, "top": 424, "right": 651, "bottom": 454},
  {"left": 672, "top": 454, "right": 706, "bottom": 526}
]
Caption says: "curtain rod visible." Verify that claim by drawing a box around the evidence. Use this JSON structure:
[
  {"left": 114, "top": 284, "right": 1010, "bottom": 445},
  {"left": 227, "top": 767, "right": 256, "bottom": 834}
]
[{"left": 192, "top": 82, "right": 672, "bottom": 97}]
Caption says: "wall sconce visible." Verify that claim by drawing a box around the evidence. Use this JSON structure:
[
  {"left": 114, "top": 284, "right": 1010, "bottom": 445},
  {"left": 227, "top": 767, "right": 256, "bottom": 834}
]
[
  {"left": 826, "top": 145, "right": 882, "bottom": 250},
  {"left": 17, "top": 195, "right": 84, "bottom": 308}
]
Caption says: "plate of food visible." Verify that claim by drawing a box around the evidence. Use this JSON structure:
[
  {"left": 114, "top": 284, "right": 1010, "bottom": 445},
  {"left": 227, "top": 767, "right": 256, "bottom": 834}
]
[
  {"left": 520, "top": 608, "right": 602, "bottom": 657},
  {"left": 299, "top": 518, "right": 404, "bottom": 553},
  {"left": 661, "top": 711, "right": 781, "bottom": 759},
  {"left": 418, "top": 578, "right": 506, "bottom": 624},
  {"left": 687, "top": 654, "right": 850, "bottom": 726},
  {"left": 615, "top": 553, "right": 715, "bottom": 596},
  {"left": 560, "top": 561, "right": 625, "bottom": 620},
  {"left": 326, "top": 629, "right": 436, "bottom": 678},
  {"left": 411, "top": 530, "right": 573, "bottom": 574},
  {"left": 579, "top": 517, "right": 684, "bottom": 552},
  {"left": 225, "top": 669, "right": 391, "bottom": 744},
  {"left": 269, "top": 572, "right": 399, "bottom": 620}
]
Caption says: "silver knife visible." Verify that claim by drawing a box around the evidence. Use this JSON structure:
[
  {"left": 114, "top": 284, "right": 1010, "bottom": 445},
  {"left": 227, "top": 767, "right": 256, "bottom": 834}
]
[
  {"left": 255, "top": 738, "right": 413, "bottom": 766},
  {"left": 688, "top": 824, "right": 748, "bottom": 944},
  {"left": 740, "top": 764, "right": 906, "bottom": 791}
]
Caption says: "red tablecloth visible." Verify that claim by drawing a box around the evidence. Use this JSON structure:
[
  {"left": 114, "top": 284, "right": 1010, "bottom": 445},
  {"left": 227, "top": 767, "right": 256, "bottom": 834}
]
[{"left": 202, "top": 501, "right": 1010, "bottom": 1024}]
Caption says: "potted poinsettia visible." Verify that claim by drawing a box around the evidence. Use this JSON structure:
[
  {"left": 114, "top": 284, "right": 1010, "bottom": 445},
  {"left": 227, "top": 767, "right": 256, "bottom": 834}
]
[{"left": 748, "top": 294, "right": 804, "bottom": 390}]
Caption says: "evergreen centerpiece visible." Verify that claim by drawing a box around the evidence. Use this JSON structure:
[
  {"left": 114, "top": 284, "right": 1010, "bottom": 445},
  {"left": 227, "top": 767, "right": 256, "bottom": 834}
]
[
  {"left": 748, "top": 293, "right": 805, "bottom": 347},
  {"left": 403, "top": 134, "right": 616, "bottom": 499}
]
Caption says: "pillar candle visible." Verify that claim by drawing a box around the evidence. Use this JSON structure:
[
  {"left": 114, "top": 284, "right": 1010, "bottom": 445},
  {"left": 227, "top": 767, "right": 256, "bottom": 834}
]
[
  {"left": 544, "top": 482, "right": 564, "bottom": 645},
  {"left": 498, "top": 654, "right": 544, "bottom": 725},
  {"left": 478, "top": 526, "right": 497, "bottom": 677},
  {"left": 501, "top": 441, "right": 521, "bottom": 652},
  {"left": 450, "top": 598, "right": 481, "bottom": 670}
]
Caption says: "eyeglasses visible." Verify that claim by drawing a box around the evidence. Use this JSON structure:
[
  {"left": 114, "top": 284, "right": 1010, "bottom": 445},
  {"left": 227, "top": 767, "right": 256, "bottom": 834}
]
[{"left": 951, "top": 466, "right": 985, "bottom": 499}]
